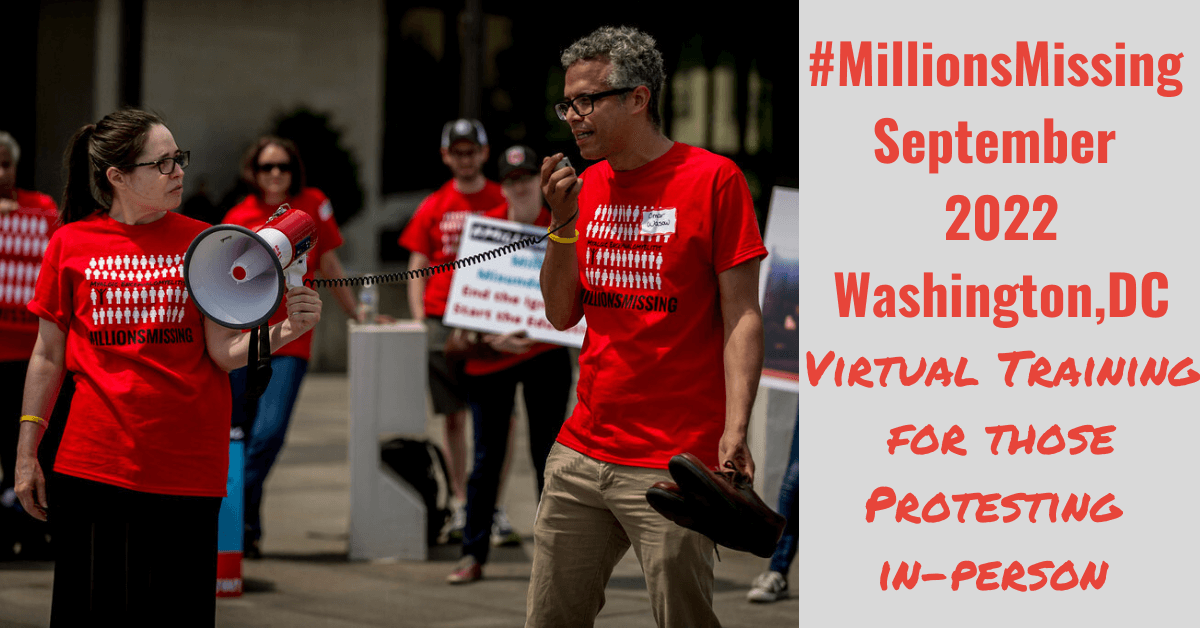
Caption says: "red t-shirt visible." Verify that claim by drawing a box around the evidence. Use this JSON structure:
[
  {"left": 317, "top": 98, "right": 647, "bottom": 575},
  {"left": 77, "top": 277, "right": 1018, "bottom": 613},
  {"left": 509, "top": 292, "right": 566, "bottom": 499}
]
[
  {"left": 222, "top": 188, "right": 345, "bottom": 361},
  {"left": 398, "top": 179, "right": 504, "bottom": 317},
  {"left": 29, "top": 211, "right": 232, "bottom": 497},
  {"left": 1, "top": 190, "right": 59, "bottom": 362},
  {"left": 462, "top": 204, "right": 558, "bottom": 376},
  {"left": 555, "top": 143, "right": 767, "bottom": 470}
]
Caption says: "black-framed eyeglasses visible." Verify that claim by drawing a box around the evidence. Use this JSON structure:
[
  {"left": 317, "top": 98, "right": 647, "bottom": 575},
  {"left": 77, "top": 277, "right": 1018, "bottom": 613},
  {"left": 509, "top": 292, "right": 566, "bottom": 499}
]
[
  {"left": 554, "top": 88, "right": 634, "bottom": 121},
  {"left": 126, "top": 151, "right": 189, "bottom": 175}
]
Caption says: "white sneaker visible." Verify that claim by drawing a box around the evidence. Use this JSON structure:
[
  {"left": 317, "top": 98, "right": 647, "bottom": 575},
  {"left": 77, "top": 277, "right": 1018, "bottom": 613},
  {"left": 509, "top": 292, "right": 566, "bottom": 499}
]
[
  {"left": 491, "top": 508, "right": 521, "bottom": 547},
  {"left": 747, "top": 571, "right": 788, "bottom": 603},
  {"left": 445, "top": 505, "right": 467, "bottom": 543}
]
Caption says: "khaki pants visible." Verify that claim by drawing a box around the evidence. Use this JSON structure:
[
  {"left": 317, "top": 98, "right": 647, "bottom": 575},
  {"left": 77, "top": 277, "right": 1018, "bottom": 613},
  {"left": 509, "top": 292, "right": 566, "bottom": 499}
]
[{"left": 526, "top": 443, "right": 719, "bottom": 628}]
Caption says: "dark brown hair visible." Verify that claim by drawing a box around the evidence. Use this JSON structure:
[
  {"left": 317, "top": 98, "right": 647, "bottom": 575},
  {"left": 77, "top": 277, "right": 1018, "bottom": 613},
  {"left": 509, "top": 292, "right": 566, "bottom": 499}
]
[
  {"left": 60, "top": 109, "right": 164, "bottom": 224},
  {"left": 240, "top": 136, "right": 306, "bottom": 199}
]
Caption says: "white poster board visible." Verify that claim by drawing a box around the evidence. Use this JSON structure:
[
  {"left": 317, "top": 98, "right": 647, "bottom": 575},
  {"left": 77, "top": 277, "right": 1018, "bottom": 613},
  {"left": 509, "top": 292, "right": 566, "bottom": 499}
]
[
  {"left": 442, "top": 214, "right": 586, "bottom": 347},
  {"left": 799, "top": 2, "right": 1196, "bottom": 626},
  {"left": 759, "top": 187, "right": 800, "bottom": 392}
]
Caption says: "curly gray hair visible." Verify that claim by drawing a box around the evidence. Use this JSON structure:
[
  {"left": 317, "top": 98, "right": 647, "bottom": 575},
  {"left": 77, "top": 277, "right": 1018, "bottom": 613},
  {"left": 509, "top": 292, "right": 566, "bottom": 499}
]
[
  {"left": 0, "top": 131, "right": 19, "bottom": 163},
  {"left": 561, "top": 26, "right": 666, "bottom": 129}
]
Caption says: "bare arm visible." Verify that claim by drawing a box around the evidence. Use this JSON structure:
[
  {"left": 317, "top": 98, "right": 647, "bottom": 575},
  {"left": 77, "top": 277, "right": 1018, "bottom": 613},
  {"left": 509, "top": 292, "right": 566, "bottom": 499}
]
[
  {"left": 717, "top": 258, "right": 764, "bottom": 481},
  {"left": 407, "top": 251, "right": 428, "bottom": 322},
  {"left": 539, "top": 153, "right": 584, "bottom": 330},
  {"left": 204, "top": 286, "right": 323, "bottom": 372},
  {"left": 317, "top": 250, "right": 360, "bottom": 321},
  {"left": 15, "top": 319, "right": 68, "bottom": 520}
]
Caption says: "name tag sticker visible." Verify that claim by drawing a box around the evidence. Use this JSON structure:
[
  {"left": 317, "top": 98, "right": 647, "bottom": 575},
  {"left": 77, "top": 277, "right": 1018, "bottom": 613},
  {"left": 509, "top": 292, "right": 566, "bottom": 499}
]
[{"left": 640, "top": 208, "right": 677, "bottom": 236}]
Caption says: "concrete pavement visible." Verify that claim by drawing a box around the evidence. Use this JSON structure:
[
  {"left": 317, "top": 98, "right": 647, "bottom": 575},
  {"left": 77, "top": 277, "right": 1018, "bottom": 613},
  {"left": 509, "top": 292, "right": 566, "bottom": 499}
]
[{"left": 0, "top": 373, "right": 799, "bottom": 627}]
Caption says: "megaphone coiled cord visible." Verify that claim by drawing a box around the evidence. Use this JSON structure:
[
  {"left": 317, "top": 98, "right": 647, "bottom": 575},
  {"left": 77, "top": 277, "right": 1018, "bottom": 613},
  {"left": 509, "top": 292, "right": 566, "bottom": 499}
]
[{"left": 305, "top": 211, "right": 578, "bottom": 289}]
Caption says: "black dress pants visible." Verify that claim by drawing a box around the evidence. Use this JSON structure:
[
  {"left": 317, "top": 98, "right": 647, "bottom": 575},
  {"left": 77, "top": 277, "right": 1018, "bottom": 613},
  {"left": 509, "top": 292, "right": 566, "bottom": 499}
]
[{"left": 49, "top": 473, "right": 221, "bottom": 627}]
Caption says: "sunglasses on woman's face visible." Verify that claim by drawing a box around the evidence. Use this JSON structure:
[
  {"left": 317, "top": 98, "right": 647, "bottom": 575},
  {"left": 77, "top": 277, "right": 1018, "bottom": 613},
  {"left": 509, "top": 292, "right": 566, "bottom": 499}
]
[{"left": 257, "top": 162, "right": 292, "bottom": 173}]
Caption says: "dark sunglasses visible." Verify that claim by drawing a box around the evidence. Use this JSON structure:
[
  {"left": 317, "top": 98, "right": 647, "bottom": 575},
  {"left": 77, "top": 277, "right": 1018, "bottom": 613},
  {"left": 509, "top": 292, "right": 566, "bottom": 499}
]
[{"left": 256, "top": 162, "right": 292, "bottom": 173}]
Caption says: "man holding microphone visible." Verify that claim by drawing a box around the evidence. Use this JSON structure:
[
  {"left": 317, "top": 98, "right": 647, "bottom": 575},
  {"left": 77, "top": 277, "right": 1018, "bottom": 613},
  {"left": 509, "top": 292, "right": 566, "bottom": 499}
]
[{"left": 531, "top": 25, "right": 768, "bottom": 628}]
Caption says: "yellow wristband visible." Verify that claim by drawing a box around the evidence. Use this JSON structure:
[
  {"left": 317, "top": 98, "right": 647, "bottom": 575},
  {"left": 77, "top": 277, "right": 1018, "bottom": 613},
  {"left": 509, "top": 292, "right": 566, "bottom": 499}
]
[
  {"left": 547, "top": 228, "right": 580, "bottom": 244},
  {"left": 19, "top": 415, "right": 46, "bottom": 428}
]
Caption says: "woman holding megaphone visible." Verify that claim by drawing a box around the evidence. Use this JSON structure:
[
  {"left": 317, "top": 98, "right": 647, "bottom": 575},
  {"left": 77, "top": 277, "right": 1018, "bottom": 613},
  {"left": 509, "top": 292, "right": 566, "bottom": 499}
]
[{"left": 12, "top": 109, "right": 322, "bottom": 625}]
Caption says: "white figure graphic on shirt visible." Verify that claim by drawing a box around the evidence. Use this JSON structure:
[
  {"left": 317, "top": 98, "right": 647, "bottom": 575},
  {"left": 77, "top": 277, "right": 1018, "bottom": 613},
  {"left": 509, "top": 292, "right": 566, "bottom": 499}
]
[
  {"left": 103, "top": 288, "right": 112, "bottom": 304},
  {"left": 182, "top": 288, "right": 188, "bottom": 304},
  {"left": 123, "top": 288, "right": 131, "bottom": 303},
  {"left": 132, "top": 309, "right": 139, "bottom": 324},
  {"left": 149, "top": 308, "right": 157, "bottom": 323},
  {"left": 158, "top": 306, "right": 166, "bottom": 322},
  {"left": 104, "top": 309, "right": 113, "bottom": 325},
  {"left": 158, "top": 288, "right": 166, "bottom": 303},
  {"left": 92, "top": 310, "right": 99, "bottom": 325}
]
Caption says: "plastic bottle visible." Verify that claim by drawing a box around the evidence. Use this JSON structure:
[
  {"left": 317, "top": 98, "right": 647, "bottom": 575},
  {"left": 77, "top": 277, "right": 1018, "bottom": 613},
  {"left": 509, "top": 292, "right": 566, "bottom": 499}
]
[{"left": 357, "top": 280, "right": 378, "bottom": 324}]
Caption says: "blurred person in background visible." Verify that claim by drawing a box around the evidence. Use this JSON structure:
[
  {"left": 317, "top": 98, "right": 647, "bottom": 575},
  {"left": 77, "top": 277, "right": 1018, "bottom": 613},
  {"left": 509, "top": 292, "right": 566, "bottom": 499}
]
[
  {"left": 399, "top": 119, "right": 505, "bottom": 541},
  {"left": 222, "top": 136, "right": 358, "bottom": 559},
  {"left": 746, "top": 412, "right": 798, "bottom": 603},
  {"left": 14, "top": 109, "right": 322, "bottom": 624},
  {"left": 0, "top": 130, "right": 58, "bottom": 560},
  {"left": 446, "top": 145, "right": 573, "bottom": 584}
]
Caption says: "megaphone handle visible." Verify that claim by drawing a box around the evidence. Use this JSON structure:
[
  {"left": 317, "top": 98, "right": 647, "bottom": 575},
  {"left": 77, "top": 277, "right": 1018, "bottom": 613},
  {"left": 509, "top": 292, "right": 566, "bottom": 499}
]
[
  {"left": 245, "top": 323, "right": 274, "bottom": 401},
  {"left": 285, "top": 254, "right": 308, "bottom": 290}
]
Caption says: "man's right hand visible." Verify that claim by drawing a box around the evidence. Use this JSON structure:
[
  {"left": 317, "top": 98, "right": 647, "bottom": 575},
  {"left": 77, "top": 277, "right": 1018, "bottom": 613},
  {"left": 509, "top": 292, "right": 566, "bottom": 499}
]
[{"left": 540, "top": 153, "right": 582, "bottom": 226}]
